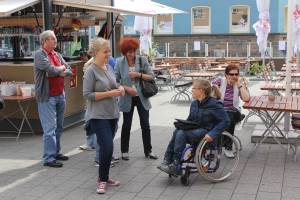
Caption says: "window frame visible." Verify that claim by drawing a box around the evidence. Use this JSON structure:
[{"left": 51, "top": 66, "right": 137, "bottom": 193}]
[
  {"left": 191, "top": 6, "right": 211, "bottom": 34},
  {"left": 229, "top": 5, "right": 250, "bottom": 33},
  {"left": 153, "top": 14, "right": 174, "bottom": 35}
]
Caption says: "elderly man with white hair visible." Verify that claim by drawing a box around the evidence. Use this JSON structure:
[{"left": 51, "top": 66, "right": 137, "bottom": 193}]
[{"left": 34, "top": 30, "right": 72, "bottom": 168}]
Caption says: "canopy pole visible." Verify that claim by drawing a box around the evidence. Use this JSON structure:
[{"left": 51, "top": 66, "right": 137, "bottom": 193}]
[
  {"left": 42, "top": 0, "right": 53, "bottom": 31},
  {"left": 284, "top": 0, "right": 294, "bottom": 133}
]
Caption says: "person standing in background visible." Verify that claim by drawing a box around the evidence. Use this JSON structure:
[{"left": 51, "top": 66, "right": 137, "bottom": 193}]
[
  {"left": 115, "top": 37, "right": 158, "bottom": 161},
  {"left": 34, "top": 30, "right": 72, "bottom": 168}
]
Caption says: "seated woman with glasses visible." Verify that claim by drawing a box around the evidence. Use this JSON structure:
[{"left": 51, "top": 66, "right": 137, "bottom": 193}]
[
  {"left": 211, "top": 64, "right": 250, "bottom": 158},
  {"left": 157, "top": 79, "right": 229, "bottom": 176}
]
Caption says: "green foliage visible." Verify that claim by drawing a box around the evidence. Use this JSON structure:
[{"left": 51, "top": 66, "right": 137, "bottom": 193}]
[
  {"left": 148, "top": 42, "right": 159, "bottom": 63},
  {"left": 249, "top": 62, "right": 263, "bottom": 75}
]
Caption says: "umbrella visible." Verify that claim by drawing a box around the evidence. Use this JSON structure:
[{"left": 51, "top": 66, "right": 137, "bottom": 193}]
[
  {"left": 134, "top": 15, "right": 152, "bottom": 55},
  {"left": 253, "top": 0, "right": 271, "bottom": 66},
  {"left": 130, "top": 0, "right": 185, "bottom": 56}
]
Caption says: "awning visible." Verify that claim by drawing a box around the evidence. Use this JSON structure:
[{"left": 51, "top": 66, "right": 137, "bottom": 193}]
[
  {"left": 53, "top": 0, "right": 154, "bottom": 16},
  {"left": 114, "top": 0, "right": 186, "bottom": 15},
  {"left": 0, "top": 0, "right": 39, "bottom": 17}
]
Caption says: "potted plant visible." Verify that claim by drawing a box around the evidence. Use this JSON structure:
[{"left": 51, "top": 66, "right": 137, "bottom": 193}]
[{"left": 249, "top": 62, "right": 263, "bottom": 76}]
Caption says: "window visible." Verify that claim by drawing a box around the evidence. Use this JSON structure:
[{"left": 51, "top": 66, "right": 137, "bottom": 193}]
[
  {"left": 154, "top": 14, "right": 173, "bottom": 34},
  {"left": 191, "top": 6, "right": 211, "bottom": 33},
  {"left": 230, "top": 5, "right": 250, "bottom": 33}
]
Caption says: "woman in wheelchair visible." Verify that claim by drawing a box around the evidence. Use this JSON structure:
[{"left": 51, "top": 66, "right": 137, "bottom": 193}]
[
  {"left": 157, "top": 79, "right": 230, "bottom": 177},
  {"left": 211, "top": 64, "right": 250, "bottom": 158}
]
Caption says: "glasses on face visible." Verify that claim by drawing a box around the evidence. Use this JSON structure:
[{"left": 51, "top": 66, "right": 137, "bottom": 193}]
[{"left": 228, "top": 73, "right": 239, "bottom": 76}]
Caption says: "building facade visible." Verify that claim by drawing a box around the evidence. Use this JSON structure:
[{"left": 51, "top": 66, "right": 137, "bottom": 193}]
[{"left": 123, "top": 0, "right": 289, "bottom": 57}]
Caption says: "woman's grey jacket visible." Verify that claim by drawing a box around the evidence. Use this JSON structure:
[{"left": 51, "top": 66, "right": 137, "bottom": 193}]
[{"left": 115, "top": 55, "right": 154, "bottom": 112}]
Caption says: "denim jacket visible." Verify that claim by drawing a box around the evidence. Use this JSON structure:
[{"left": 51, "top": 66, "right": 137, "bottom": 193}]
[
  {"left": 186, "top": 97, "right": 229, "bottom": 139},
  {"left": 115, "top": 55, "right": 154, "bottom": 112}
]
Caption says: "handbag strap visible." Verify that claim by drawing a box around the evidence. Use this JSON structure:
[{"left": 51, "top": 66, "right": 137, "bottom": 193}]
[{"left": 139, "top": 56, "right": 145, "bottom": 73}]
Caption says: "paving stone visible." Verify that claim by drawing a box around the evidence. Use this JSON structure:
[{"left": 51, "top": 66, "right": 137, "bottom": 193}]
[
  {"left": 132, "top": 197, "right": 156, "bottom": 200},
  {"left": 231, "top": 193, "right": 256, "bottom": 200},
  {"left": 106, "top": 191, "right": 136, "bottom": 200},
  {"left": 239, "top": 174, "right": 261, "bottom": 184},
  {"left": 25, "top": 185, "right": 55, "bottom": 197},
  {"left": 119, "top": 181, "right": 148, "bottom": 193},
  {"left": 212, "top": 180, "right": 237, "bottom": 190},
  {"left": 259, "top": 182, "right": 282, "bottom": 193},
  {"left": 282, "top": 187, "right": 300, "bottom": 199},
  {"left": 131, "top": 173, "right": 156, "bottom": 184},
  {"left": 256, "top": 191, "right": 281, "bottom": 200},
  {"left": 137, "top": 186, "right": 165, "bottom": 198},
  {"left": 234, "top": 183, "right": 259, "bottom": 195},
  {"left": 206, "top": 188, "right": 233, "bottom": 200},
  {"left": 157, "top": 195, "right": 184, "bottom": 200},
  {"left": 161, "top": 185, "right": 188, "bottom": 197},
  {"left": 283, "top": 177, "right": 300, "bottom": 187},
  {"left": 181, "top": 190, "right": 209, "bottom": 200},
  {"left": 38, "top": 190, "right": 71, "bottom": 200}
]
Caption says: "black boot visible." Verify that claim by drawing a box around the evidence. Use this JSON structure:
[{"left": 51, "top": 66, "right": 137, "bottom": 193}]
[{"left": 167, "top": 160, "right": 180, "bottom": 177}]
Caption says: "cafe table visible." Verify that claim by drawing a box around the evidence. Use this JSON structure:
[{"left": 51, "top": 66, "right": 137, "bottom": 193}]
[
  {"left": 243, "top": 95, "right": 300, "bottom": 157},
  {"left": 0, "top": 95, "right": 35, "bottom": 141}
]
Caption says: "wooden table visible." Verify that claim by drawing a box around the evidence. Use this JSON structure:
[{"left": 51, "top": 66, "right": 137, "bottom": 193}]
[
  {"left": 280, "top": 66, "right": 298, "bottom": 71},
  {"left": 277, "top": 72, "right": 300, "bottom": 77},
  {"left": 207, "top": 67, "right": 226, "bottom": 73},
  {"left": 0, "top": 95, "right": 35, "bottom": 140},
  {"left": 183, "top": 72, "right": 217, "bottom": 79},
  {"left": 260, "top": 81, "right": 300, "bottom": 92},
  {"left": 155, "top": 64, "right": 178, "bottom": 68},
  {"left": 243, "top": 95, "right": 300, "bottom": 156}
]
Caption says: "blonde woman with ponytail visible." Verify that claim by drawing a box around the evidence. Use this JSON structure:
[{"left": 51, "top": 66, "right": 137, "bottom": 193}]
[
  {"left": 157, "top": 79, "right": 229, "bottom": 176},
  {"left": 83, "top": 38, "right": 124, "bottom": 194}
]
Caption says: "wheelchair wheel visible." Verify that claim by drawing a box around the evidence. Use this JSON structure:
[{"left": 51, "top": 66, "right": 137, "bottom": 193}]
[
  {"left": 180, "top": 167, "right": 190, "bottom": 186},
  {"left": 233, "top": 135, "right": 242, "bottom": 151},
  {"left": 195, "top": 132, "right": 240, "bottom": 183}
]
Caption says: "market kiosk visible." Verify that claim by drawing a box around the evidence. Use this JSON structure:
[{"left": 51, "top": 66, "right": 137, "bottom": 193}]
[{"left": 0, "top": 0, "right": 127, "bottom": 136}]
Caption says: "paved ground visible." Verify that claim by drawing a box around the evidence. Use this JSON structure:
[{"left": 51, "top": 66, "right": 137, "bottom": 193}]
[{"left": 0, "top": 80, "right": 300, "bottom": 200}]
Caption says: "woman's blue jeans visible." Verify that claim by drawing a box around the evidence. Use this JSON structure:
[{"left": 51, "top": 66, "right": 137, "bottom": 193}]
[
  {"left": 90, "top": 118, "right": 118, "bottom": 182},
  {"left": 164, "top": 128, "right": 208, "bottom": 163}
]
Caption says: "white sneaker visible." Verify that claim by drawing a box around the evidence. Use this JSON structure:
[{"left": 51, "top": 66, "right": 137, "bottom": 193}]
[
  {"left": 223, "top": 148, "right": 235, "bottom": 158},
  {"left": 94, "top": 161, "right": 100, "bottom": 167},
  {"left": 79, "top": 145, "right": 95, "bottom": 151}
]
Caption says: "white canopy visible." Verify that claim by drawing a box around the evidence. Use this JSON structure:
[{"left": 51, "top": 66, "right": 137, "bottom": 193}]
[
  {"left": 114, "top": 0, "right": 185, "bottom": 15},
  {"left": 53, "top": 0, "right": 153, "bottom": 16},
  {"left": 54, "top": 0, "right": 185, "bottom": 16},
  {"left": 0, "top": 0, "right": 39, "bottom": 17}
]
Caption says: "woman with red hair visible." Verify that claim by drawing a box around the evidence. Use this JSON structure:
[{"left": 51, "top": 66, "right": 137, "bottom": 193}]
[{"left": 115, "top": 37, "right": 158, "bottom": 161}]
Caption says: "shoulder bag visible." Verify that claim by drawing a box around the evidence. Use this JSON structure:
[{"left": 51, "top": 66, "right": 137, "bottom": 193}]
[
  {"left": 139, "top": 57, "right": 158, "bottom": 98},
  {"left": 174, "top": 119, "right": 200, "bottom": 130}
]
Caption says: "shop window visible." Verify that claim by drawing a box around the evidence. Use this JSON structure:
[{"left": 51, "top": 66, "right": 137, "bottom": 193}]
[
  {"left": 154, "top": 14, "right": 173, "bottom": 34},
  {"left": 191, "top": 6, "right": 211, "bottom": 33},
  {"left": 230, "top": 5, "right": 250, "bottom": 33}
]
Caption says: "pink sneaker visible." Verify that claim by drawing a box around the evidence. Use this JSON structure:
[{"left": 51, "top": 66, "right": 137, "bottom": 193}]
[
  {"left": 107, "top": 178, "right": 120, "bottom": 187},
  {"left": 96, "top": 181, "right": 106, "bottom": 194}
]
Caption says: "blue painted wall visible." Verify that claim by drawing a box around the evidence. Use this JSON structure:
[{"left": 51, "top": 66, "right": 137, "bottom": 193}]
[
  {"left": 278, "top": 0, "right": 288, "bottom": 33},
  {"left": 123, "top": 0, "right": 288, "bottom": 34}
]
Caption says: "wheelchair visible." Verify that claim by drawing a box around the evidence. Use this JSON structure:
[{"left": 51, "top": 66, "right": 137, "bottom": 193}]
[{"left": 169, "top": 131, "right": 240, "bottom": 186}]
